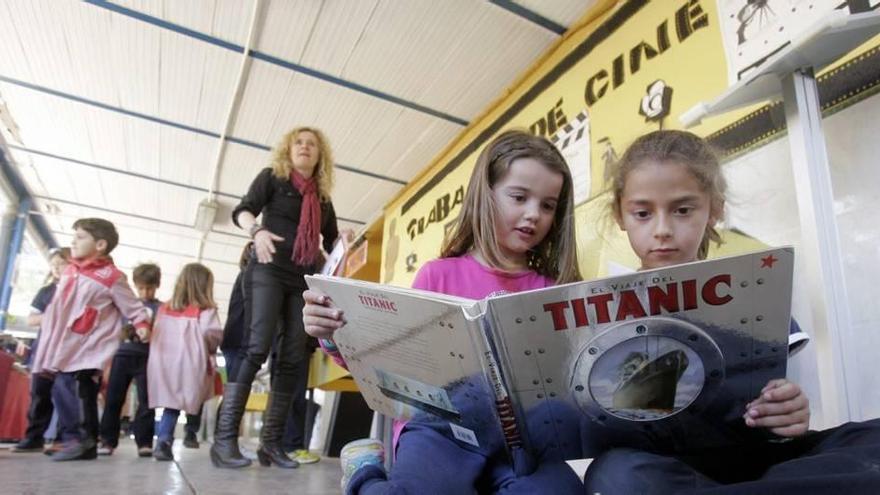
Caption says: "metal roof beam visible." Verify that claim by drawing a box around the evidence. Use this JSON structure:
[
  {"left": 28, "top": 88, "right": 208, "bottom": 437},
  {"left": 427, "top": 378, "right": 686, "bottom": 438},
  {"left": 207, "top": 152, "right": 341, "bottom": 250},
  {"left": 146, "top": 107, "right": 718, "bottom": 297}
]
[
  {"left": 82, "top": 0, "right": 468, "bottom": 126},
  {"left": 487, "top": 1, "right": 567, "bottom": 35},
  {"left": 49, "top": 230, "right": 239, "bottom": 266},
  {"left": 11, "top": 146, "right": 388, "bottom": 219},
  {"left": 0, "top": 74, "right": 407, "bottom": 186}
]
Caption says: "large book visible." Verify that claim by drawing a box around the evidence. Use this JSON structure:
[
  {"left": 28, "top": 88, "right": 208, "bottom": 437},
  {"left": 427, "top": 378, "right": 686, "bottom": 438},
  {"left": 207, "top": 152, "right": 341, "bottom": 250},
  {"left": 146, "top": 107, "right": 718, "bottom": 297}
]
[{"left": 305, "top": 247, "right": 795, "bottom": 473}]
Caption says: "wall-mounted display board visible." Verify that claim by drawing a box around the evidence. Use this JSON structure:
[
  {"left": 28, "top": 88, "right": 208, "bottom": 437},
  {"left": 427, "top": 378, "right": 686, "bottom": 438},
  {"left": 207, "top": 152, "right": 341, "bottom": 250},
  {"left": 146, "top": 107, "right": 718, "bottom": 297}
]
[{"left": 381, "top": 0, "right": 880, "bottom": 286}]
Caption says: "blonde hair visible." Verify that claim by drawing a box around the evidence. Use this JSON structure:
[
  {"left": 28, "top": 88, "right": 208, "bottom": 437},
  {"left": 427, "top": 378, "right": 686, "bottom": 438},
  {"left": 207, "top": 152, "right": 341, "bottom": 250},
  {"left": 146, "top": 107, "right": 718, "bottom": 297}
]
[
  {"left": 169, "top": 263, "right": 216, "bottom": 311},
  {"left": 441, "top": 129, "right": 581, "bottom": 284},
  {"left": 270, "top": 127, "right": 334, "bottom": 201},
  {"left": 611, "top": 130, "right": 726, "bottom": 260},
  {"left": 45, "top": 247, "right": 71, "bottom": 284}
]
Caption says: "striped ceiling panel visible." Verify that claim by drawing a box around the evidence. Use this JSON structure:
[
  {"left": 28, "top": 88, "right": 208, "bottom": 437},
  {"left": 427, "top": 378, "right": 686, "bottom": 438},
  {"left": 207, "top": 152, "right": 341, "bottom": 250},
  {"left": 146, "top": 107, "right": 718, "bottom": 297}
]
[{"left": 0, "top": 0, "right": 598, "bottom": 322}]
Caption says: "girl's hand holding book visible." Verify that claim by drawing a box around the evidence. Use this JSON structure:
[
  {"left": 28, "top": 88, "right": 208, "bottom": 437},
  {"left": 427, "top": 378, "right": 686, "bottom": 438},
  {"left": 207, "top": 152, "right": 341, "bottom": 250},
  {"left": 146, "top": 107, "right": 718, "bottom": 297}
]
[
  {"left": 303, "top": 289, "right": 346, "bottom": 340},
  {"left": 743, "top": 378, "right": 810, "bottom": 437}
]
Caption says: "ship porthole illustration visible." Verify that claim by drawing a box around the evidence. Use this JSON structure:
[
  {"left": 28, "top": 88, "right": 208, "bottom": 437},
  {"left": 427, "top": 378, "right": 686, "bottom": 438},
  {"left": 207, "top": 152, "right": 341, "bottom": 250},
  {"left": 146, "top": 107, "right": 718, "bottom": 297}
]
[{"left": 571, "top": 317, "right": 725, "bottom": 425}]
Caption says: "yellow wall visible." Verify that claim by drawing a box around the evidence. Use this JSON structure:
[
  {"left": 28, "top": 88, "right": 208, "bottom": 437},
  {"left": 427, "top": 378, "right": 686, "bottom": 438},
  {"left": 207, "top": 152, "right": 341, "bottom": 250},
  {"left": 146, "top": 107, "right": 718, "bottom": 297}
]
[{"left": 380, "top": 1, "right": 880, "bottom": 286}]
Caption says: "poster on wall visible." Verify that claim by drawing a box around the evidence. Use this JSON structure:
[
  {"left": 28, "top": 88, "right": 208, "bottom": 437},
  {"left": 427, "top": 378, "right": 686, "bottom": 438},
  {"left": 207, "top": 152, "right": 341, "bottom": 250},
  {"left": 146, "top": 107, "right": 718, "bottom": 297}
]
[
  {"left": 383, "top": 0, "right": 726, "bottom": 286},
  {"left": 381, "top": 0, "right": 880, "bottom": 287},
  {"left": 550, "top": 109, "right": 591, "bottom": 205},
  {"left": 717, "top": 1, "right": 861, "bottom": 83}
]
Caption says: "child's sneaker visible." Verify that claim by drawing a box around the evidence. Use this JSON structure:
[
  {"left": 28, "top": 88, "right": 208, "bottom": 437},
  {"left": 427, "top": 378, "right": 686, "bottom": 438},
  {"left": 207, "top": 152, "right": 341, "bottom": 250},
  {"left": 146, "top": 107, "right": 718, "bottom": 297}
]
[
  {"left": 11, "top": 436, "right": 44, "bottom": 453},
  {"left": 97, "top": 443, "right": 114, "bottom": 456},
  {"left": 42, "top": 441, "right": 63, "bottom": 456},
  {"left": 183, "top": 431, "right": 199, "bottom": 449},
  {"left": 339, "top": 439, "right": 385, "bottom": 492},
  {"left": 153, "top": 440, "right": 173, "bottom": 462},
  {"left": 137, "top": 446, "right": 153, "bottom": 457},
  {"left": 51, "top": 438, "right": 97, "bottom": 462},
  {"left": 290, "top": 449, "right": 321, "bottom": 464}
]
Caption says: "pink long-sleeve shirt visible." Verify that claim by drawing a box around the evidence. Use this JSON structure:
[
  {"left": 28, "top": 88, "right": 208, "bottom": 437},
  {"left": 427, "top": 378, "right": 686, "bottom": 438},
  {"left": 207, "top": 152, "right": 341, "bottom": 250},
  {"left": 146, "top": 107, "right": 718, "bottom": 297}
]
[
  {"left": 148, "top": 305, "right": 223, "bottom": 415},
  {"left": 31, "top": 257, "right": 151, "bottom": 374}
]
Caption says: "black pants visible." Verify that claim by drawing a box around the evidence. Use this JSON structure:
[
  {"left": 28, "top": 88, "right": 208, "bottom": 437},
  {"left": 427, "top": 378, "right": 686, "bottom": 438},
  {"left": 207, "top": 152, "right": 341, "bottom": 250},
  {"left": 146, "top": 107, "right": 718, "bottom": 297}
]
[
  {"left": 185, "top": 407, "right": 202, "bottom": 437},
  {"left": 99, "top": 353, "right": 153, "bottom": 448},
  {"left": 234, "top": 261, "right": 309, "bottom": 395},
  {"left": 584, "top": 418, "right": 880, "bottom": 494},
  {"left": 22, "top": 373, "right": 55, "bottom": 442}
]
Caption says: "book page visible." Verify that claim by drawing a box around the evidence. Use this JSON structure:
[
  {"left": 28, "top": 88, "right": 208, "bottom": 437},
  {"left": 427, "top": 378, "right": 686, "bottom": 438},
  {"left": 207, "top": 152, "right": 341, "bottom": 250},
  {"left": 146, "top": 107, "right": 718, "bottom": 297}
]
[
  {"left": 320, "top": 239, "right": 346, "bottom": 276},
  {"left": 305, "top": 276, "right": 508, "bottom": 451}
]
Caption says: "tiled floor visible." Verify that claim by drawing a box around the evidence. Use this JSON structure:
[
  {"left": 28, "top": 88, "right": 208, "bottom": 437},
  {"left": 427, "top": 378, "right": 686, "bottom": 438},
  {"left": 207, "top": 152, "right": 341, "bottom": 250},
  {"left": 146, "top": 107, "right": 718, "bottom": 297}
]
[{"left": 0, "top": 439, "right": 342, "bottom": 494}]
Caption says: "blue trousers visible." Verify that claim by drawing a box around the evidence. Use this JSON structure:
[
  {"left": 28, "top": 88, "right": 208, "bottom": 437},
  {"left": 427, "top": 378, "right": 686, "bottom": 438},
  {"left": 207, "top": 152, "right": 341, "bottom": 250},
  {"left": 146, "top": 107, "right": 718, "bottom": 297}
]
[
  {"left": 347, "top": 391, "right": 586, "bottom": 495},
  {"left": 157, "top": 409, "right": 180, "bottom": 443},
  {"left": 348, "top": 422, "right": 584, "bottom": 495},
  {"left": 52, "top": 373, "right": 80, "bottom": 442}
]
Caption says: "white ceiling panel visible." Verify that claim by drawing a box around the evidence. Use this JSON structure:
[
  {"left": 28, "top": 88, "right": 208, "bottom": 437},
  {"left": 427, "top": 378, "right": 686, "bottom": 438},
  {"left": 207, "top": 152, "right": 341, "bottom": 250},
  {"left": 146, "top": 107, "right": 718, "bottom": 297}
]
[
  {"left": 233, "top": 64, "right": 414, "bottom": 180},
  {"left": 1, "top": 0, "right": 241, "bottom": 132},
  {"left": 319, "top": 0, "right": 556, "bottom": 119},
  {"left": 216, "top": 141, "right": 271, "bottom": 196},
  {"left": 0, "top": 0, "right": 600, "bottom": 305},
  {"left": 514, "top": 0, "right": 598, "bottom": 28},
  {"left": 113, "top": 0, "right": 253, "bottom": 46},
  {"left": 0, "top": 84, "right": 219, "bottom": 188},
  {"left": 200, "top": 238, "right": 250, "bottom": 267},
  {"left": 255, "top": 0, "right": 327, "bottom": 63},
  {"left": 362, "top": 111, "right": 462, "bottom": 181}
]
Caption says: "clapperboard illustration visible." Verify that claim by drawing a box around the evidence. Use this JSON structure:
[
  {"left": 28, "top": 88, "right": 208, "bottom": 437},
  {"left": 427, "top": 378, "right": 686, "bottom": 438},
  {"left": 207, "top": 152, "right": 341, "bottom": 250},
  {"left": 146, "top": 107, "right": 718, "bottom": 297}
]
[{"left": 550, "top": 110, "right": 591, "bottom": 205}]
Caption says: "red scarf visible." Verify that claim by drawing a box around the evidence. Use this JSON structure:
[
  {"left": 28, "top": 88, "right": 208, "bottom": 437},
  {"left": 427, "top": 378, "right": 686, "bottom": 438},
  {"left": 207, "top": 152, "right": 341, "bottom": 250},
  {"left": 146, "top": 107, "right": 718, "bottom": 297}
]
[
  {"left": 290, "top": 170, "right": 321, "bottom": 265},
  {"left": 60, "top": 256, "right": 114, "bottom": 304}
]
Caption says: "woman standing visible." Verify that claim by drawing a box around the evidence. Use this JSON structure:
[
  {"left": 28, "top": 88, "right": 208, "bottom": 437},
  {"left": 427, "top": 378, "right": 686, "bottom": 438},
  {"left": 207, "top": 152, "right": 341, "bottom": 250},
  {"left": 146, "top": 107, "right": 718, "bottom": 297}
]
[{"left": 211, "top": 127, "right": 340, "bottom": 469}]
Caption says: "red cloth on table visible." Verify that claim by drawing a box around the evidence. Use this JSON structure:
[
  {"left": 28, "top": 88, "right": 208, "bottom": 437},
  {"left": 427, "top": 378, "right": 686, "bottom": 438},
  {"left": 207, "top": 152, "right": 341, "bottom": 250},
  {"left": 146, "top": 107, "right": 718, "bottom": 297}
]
[{"left": 0, "top": 352, "right": 29, "bottom": 440}]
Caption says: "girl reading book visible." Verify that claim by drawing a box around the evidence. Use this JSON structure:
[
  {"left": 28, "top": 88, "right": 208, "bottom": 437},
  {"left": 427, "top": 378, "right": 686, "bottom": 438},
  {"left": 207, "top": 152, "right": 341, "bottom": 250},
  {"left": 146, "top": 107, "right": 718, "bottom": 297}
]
[{"left": 303, "top": 129, "right": 585, "bottom": 494}]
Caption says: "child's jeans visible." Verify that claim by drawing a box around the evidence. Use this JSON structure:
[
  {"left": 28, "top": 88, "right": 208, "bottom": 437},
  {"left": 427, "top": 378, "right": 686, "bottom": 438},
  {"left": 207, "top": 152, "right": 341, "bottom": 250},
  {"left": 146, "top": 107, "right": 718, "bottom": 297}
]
[{"left": 157, "top": 409, "right": 181, "bottom": 443}]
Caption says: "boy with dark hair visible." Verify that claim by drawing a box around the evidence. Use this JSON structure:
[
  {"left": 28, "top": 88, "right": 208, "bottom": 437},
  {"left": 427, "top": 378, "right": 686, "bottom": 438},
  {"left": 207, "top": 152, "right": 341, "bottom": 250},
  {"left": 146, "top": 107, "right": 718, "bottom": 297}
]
[
  {"left": 98, "top": 263, "right": 162, "bottom": 457},
  {"left": 30, "top": 218, "right": 151, "bottom": 461}
]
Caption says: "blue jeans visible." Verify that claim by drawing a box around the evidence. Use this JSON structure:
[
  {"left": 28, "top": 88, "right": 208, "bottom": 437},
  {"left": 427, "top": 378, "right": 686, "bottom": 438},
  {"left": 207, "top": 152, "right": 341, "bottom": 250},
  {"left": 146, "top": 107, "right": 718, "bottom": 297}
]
[
  {"left": 157, "top": 409, "right": 180, "bottom": 443},
  {"left": 223, "top": 349, "right": 245, "bottom": 385}
]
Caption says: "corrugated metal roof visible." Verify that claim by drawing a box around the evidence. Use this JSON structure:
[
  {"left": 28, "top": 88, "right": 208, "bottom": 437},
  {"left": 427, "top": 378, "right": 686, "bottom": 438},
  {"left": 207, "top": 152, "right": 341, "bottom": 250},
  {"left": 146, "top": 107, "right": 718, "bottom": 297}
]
[{"left": 0, "top": 0, "right": 597, "bottom": 314}]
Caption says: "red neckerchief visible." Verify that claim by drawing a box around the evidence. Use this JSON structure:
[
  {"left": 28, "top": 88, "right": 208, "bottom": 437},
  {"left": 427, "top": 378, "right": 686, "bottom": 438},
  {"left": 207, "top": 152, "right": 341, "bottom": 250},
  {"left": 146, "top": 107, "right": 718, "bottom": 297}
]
[
  {"left": 60, "top": 256, "right": 114, "bottom": 304},
  {"left": 290, "top": 170, "right": 321, "bottom": 265},
  {"left": 160, "top": 304, "right": 201, "bottom": 319}
]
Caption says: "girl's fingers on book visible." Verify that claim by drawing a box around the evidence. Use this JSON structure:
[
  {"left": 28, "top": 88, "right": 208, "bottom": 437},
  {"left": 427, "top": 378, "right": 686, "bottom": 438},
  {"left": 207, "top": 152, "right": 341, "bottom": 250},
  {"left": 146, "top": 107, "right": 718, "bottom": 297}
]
[
  {"left": 303, "top": 289, "right": 330, "bottom": 305},
  {"left": 747, "top": 394, "right": 808, "bottom": 419},
  {"left": 762, "top": 381, "right": 801, "bottom": 402},
  {"left": 746, "top": 410, "right": 808, "bottom": 429},
  {"left": 761, "top": 378, "right": 788, "bottom": 394},
  {"left": 303, "top": 315, "right": 344, "bottom": 339}
]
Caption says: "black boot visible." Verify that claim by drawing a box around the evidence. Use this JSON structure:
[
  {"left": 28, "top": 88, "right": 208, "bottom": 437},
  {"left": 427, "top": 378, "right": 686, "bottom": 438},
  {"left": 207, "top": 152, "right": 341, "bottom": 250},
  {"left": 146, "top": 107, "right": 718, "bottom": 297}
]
[
  {"left": 53, "top": 373, "right": 99, "bottom": 462},
  {"left": 256, "top": 392, "right": 299, "bottom": 469},
  {"left": 210, "top": 383, "right": 252, "bottom": 469}
]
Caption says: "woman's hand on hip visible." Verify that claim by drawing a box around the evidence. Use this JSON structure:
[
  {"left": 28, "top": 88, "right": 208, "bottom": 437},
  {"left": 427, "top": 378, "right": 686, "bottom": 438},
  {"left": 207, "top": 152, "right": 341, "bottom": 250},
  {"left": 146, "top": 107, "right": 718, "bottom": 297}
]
[
  {"left": 253, "top": 229, "right": 284, "bottom": 263},
  {"left": 303, "top": 289, "right": 345, "bottom": 340}
]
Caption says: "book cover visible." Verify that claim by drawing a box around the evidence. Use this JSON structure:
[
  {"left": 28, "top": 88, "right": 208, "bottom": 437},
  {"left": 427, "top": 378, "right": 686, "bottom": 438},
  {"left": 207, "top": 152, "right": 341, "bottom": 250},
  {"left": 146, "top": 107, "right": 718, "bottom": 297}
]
[{"left": 306, "top": 247, "right": 794, "bottom": 463}]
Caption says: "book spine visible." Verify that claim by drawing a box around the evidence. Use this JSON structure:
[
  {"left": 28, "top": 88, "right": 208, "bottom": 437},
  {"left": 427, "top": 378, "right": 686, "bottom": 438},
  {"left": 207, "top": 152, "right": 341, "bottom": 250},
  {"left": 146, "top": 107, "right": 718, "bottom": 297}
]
[{"left": 478, "top": 317, "right": 523, "bottom": 450}]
